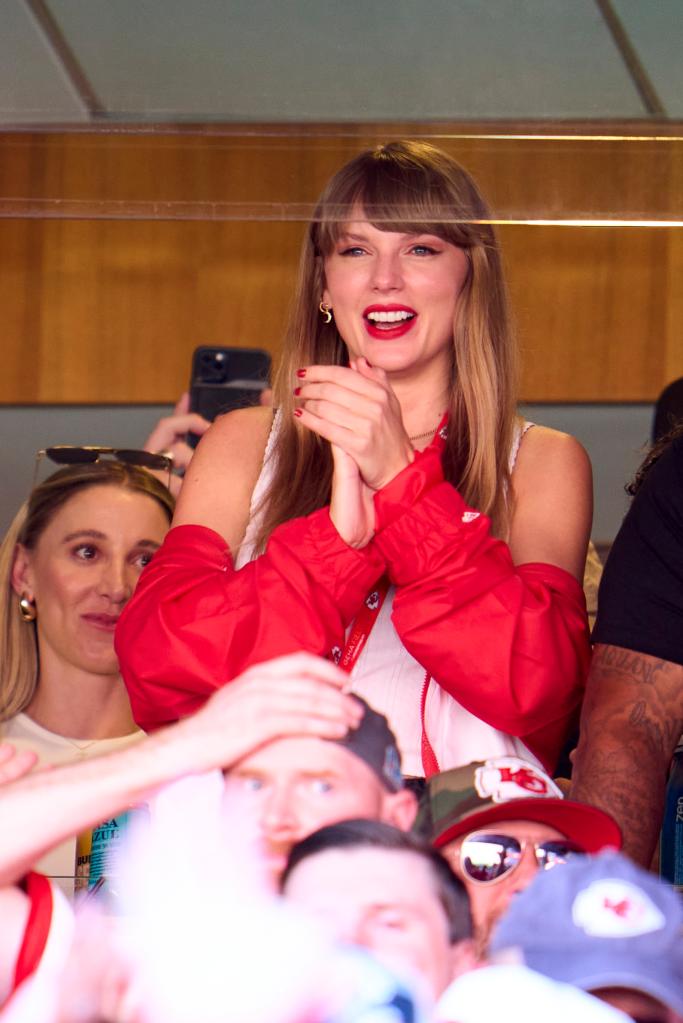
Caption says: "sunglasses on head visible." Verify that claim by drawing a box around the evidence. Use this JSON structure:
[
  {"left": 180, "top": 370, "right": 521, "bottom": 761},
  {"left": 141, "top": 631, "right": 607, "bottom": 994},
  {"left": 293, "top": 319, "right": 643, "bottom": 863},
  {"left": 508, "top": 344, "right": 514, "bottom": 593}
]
[
  {"left": 33, "top": 446, "right": 173, "bottom": 489},
  {"left": 459, "top": 831, "right": 584, "bottom": 885}
]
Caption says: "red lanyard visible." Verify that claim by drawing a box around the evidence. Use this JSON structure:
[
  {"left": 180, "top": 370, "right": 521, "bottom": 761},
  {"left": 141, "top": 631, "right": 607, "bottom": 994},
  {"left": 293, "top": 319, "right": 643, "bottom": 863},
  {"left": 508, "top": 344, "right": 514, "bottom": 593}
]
[{"left": 333, "top": 576, "right": 390, "bottom": 672}]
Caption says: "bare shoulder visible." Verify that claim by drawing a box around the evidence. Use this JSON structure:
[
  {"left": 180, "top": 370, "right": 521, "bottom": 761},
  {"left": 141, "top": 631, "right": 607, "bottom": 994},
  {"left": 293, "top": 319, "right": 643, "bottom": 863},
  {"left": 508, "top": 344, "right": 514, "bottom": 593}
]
[
  {"left": 514, "top": 425, "right": 591, "bottom": 486},
  {"left": 173, "top": 406, "right": 274, "bottom": 550},
  {"left": 508, "top": 426, "right": 593, "bottom": 579}
]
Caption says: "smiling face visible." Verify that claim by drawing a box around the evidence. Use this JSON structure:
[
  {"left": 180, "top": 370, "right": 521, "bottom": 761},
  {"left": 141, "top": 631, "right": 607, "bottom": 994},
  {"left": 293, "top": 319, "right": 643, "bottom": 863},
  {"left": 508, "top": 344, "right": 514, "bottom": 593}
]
[
  {"left": 224, "top": 736, "right": 414, "bottom": 880},
  {"left": 12, "top": 484, "right": 169, "bottom": 680},
  {"left": 322, "top": 217, "right": 469, "bottom": 380}
]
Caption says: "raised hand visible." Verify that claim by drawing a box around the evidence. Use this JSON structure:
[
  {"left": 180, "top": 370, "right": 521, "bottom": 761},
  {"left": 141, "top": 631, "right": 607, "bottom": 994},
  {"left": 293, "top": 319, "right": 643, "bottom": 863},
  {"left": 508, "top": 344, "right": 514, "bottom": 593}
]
[
  {"left": 294, "top": 358, "right": 414, "bottom": 491},
  {"left": 329, "top": 441, "right": 376, "bottom": 548},
  {"left": 143, "top": 392, "right": 211, "bottom": 496},
  {"left": 176, "top": 653, "right": 364, "bottom": 774}
]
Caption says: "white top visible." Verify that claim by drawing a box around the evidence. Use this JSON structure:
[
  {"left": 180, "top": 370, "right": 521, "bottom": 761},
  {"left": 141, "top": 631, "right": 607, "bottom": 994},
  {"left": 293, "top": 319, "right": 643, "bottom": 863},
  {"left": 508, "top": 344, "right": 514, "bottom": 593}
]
[
  {"left": 436, "top": 964, "right": 630, "bottom": 1023},
  {"left": 0, "top": 713, "right": 143, "bottom": 893},
  {"left": 237, "top": 414, "right": 540, "bottom": 777}
]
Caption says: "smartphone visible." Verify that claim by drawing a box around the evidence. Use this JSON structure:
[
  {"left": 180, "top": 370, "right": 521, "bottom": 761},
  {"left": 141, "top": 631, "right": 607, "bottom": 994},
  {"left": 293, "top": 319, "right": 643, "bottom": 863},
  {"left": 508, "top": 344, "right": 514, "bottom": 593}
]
[{"left": 187, "top": 345, "right": 272, "bottom": 448}]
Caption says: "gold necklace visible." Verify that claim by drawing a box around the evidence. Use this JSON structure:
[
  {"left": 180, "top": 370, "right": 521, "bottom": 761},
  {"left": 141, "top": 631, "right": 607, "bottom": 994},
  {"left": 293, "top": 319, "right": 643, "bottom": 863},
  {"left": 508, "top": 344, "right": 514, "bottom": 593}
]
[{"left": 408, "top": 418, "right": 445, "bottom": 443}]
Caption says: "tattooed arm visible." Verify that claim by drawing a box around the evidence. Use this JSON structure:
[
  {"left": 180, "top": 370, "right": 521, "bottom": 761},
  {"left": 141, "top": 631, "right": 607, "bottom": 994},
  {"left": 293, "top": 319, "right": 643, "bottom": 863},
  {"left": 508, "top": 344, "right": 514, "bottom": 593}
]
[{"left": 570, "top": 643, "right": 683, "bottom": 866}]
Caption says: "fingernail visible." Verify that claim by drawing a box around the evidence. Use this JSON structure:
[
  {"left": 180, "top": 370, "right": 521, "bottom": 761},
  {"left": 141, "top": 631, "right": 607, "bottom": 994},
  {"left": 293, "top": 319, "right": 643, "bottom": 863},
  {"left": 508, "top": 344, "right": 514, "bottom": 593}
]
[
  {"left": 296, "top": 368, "right": 306, "bottom": 378},
  {"left": 293, "top": 386, "right": 302, "bottom": 396},
  {"left": 293, "top": 408, "right": 303, "bottom": 418}
]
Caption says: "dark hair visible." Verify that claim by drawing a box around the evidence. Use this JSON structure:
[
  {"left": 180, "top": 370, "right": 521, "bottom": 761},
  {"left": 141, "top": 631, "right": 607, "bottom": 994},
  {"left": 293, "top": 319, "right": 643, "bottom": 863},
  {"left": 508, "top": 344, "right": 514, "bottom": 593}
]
[
  {"left": 652, "top": 376, "right": 683, "bottom": 444},
  {"left": 281, "top": 818, "right": 472, "bottom": 944},
  {"left": 627, "top": 421, "right": 683, "bottom": 497}
]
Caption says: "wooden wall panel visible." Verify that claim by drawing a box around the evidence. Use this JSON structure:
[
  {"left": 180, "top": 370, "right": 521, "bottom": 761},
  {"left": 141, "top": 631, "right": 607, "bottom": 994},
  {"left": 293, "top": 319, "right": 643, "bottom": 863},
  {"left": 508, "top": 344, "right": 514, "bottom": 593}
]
[{"left": 0, "top": 126, "right": 682, "bottom": 404}]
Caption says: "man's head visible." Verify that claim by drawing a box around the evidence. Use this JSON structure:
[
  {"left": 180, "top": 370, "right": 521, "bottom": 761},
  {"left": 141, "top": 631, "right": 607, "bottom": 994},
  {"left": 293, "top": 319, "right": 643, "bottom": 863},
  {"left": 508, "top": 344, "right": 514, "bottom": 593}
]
[
  {"left": 416, "top": 756, "right": 621, "bottom": 952},
  {"left": 224, "top": 698, "right": 417, "bottom": 878},
  {"left": 490, "top": 850, "right": 683, "bottom": 1023},
  {"left": 281, "top": 818, "right": 474, "bottom": 1001}
]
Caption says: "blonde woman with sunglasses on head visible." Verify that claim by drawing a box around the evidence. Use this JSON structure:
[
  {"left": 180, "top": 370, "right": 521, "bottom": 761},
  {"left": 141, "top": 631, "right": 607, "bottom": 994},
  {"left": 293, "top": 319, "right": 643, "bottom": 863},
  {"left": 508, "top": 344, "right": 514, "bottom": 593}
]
[
  {"left": 117, "top": 140, "right": 593, "bottom": 782},
  {"left": 0, "top": 458, "right": 174, "bottom": 884}
]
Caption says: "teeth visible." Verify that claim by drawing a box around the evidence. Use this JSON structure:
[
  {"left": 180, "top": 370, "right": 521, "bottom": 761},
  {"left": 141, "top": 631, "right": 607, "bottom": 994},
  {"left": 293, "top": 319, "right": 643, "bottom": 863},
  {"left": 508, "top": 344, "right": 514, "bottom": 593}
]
[{"left": 366, "top": 310, "right": 415, "bottom": 323}]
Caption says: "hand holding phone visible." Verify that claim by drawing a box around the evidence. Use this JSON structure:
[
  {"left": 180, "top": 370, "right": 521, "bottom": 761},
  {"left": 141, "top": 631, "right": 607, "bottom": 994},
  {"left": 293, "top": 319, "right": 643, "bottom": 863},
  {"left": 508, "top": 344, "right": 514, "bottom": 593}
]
[{"left": 187, "top": 346, "right": 272, "bottom": 448}]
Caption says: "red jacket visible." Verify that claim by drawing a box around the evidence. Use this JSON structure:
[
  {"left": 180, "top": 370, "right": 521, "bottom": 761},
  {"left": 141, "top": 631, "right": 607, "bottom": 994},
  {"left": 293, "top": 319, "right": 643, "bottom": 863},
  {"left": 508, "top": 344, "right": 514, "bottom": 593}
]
[{"left": 116, "top": 446, "right": 590, "bottom": 773}]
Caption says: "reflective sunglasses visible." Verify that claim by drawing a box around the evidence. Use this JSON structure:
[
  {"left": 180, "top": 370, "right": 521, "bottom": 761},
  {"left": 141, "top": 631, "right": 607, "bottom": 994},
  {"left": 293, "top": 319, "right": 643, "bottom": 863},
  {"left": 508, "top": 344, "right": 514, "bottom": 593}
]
[
  {"left": 33, "top": 446, "right": 173, "bottom": 489},
  {"left": 460, "top": 831, "right": 584, "bottom": 885}
]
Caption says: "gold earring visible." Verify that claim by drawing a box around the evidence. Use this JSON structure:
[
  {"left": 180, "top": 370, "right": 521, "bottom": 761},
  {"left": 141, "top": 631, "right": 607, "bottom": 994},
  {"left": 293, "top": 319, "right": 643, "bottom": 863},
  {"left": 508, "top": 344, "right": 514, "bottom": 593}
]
[
  {"left": 19, "top": 595, "right": 37, "bottom": 623},
  {"left": 319, "top": 301, "right": 333, "bottom": 325}
]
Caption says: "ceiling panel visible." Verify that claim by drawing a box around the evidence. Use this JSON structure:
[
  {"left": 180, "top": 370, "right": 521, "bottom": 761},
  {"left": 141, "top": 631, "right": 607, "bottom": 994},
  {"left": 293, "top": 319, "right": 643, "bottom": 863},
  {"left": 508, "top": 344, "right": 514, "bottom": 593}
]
[
  {"left": 613, "top": 0, "right": 683, "bottom": 118},
  {"left": 39, "top": 0, "right": 645, "bottom": 122},
  {"left": 0, "top": 0, "right": 86, "bottom": 123}
]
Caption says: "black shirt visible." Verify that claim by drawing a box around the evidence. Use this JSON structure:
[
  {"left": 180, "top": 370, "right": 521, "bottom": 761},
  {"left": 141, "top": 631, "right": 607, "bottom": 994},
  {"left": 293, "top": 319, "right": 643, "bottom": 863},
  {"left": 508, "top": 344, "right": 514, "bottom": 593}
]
[{"left": 593, "top": 433, "right": 683, "bottom": 667}]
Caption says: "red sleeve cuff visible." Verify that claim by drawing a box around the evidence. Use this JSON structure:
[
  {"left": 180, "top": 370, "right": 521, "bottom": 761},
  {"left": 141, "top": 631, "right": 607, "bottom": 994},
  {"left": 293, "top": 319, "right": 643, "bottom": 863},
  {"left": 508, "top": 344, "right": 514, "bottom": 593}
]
[{"left": 373, "top": 446, "right": 445, "bottom": 532}]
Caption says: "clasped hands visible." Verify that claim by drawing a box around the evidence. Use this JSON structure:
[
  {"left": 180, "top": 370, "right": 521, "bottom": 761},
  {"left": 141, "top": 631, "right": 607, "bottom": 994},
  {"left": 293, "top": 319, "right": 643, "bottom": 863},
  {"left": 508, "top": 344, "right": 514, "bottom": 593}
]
[{"left": 294, "top": 358, "right": 415, "bottom": 549}]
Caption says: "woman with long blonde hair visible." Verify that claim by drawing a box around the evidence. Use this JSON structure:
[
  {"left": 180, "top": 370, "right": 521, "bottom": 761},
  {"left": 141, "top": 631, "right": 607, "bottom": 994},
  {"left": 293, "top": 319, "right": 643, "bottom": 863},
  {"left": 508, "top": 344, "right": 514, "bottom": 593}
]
[
  {"left": 0, "top": 460, "right": 173, "bottom": 881},
  {"left": 117, "top": 141, "right": 592, "bottom": 779}
]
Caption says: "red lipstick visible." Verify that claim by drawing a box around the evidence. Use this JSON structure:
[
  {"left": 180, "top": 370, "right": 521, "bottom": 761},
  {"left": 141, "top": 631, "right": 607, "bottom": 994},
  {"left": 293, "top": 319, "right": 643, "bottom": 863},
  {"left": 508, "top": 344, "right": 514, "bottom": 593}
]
[{"left": 362, "top": 304, "right": 417, "bottom": 340}]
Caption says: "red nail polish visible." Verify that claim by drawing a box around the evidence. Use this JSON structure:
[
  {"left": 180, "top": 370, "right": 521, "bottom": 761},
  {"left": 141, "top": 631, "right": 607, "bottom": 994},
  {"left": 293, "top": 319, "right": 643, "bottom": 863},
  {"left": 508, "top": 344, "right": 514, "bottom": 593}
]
[
  {"left": 293, "top": 408, "right": 303, "bottom": 418},
  {"left": 293, "top": 386, "right": 302, "bottom": 396},
  {"left": 296, "top": 368, "right": 306, "bottom": 378}
]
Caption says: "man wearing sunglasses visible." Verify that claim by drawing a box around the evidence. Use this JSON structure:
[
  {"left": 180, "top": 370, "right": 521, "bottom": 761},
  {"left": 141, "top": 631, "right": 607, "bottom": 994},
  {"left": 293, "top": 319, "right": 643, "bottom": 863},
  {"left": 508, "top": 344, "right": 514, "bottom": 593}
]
[{"left": 417, "top": 755, "right": 622, "bottom": 955}]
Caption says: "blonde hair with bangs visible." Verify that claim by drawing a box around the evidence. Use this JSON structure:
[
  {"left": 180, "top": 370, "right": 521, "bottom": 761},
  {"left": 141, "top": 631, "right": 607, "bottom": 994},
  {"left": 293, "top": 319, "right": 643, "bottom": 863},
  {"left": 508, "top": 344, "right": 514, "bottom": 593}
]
[{"left": 255, "top": 140, "right": 518, "bottom": 550}]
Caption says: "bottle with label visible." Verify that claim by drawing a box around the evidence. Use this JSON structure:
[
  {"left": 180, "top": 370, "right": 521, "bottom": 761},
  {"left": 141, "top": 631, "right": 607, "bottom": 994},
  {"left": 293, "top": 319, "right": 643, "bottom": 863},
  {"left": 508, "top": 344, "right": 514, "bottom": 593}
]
[
  {"left": 75, "top": 805, "right": 148, "bottom": 907},
  {"left": 74, "top": 828, "right": 93, "bottom": 894},
  {"left": 660, "top": 740, "right": 683, "bottom": 893}
]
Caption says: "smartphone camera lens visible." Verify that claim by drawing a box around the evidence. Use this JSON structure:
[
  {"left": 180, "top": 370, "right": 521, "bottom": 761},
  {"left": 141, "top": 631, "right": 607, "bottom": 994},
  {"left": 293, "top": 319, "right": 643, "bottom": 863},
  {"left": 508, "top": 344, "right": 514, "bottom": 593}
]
[{"left": 201, "top": 351, "right": 228, "bottom": 383}]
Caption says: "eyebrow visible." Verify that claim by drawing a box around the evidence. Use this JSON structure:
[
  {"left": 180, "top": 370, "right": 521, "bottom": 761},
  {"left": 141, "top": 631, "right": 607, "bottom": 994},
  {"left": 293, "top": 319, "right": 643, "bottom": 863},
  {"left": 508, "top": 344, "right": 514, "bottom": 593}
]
[
  {"left": 338, "top": 229, "right": 441, "bottom": 243},
  {"left": 61, "top": 530, "right": 161, "bottom": 549},
  {"left": 337, "top": 231, "right": 370, "bottom": 243},
  {"left": 232, "top": 769, "right": 340, "bottom": 781}
]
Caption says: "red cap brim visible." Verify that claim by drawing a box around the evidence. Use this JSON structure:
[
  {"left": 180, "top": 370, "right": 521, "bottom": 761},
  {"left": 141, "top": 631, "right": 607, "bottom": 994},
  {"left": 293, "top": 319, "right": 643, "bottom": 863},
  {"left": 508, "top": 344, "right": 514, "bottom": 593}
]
[{"left": 434, "top": 798, "right": 622, "bottom": 853}]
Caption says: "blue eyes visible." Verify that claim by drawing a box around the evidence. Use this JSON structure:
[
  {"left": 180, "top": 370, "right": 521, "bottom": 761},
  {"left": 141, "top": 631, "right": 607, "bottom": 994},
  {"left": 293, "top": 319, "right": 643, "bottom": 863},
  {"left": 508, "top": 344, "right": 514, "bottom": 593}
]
[
  {"left": 309, "top": 779, "right": 333, "bottom": 794},
  {"left": 240, "top": 776, "right": 264, "bottom": 792},
  {"left": 237, "top": 777, "right": 334, "bottom": 795},
  {"left": 337, "top": 242, "right": 439, "bottom": 257}
]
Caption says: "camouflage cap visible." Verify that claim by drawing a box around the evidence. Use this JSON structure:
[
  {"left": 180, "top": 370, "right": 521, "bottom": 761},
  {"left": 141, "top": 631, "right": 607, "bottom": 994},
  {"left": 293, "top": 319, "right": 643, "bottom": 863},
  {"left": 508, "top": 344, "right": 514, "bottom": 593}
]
[
  {"left": 335, "top": 696, "right": 404, "bottom": 794},
  {"left": 415, "top": 756, "right": 621, "bottom": 853}
]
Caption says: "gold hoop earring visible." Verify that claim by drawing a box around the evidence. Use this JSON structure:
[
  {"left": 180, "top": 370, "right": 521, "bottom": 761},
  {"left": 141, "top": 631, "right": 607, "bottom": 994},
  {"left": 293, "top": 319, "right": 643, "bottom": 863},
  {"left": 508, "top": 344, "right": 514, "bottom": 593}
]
[
  {"left": 19, "top": 596, "right": 37, "bottom": 623},
  {"left": 319, "top": 301, "right": 333, "bottom": 325}
]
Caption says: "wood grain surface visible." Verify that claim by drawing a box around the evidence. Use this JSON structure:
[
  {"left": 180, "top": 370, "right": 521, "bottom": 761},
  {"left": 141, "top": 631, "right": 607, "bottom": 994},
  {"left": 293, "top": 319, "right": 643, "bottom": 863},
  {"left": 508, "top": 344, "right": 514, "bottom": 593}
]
[{"left": 1, "top": 125, "right": 681, "bottom": 403}]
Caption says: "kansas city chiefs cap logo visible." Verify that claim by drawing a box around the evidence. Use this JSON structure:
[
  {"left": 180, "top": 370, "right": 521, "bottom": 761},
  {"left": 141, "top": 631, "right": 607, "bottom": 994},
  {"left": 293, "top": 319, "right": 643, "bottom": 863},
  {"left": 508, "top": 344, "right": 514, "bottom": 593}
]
[
  {"left": 474, "top": 756, "right": 563, "bottom": 802},
  {"left": 572, "top": 880, "right": 666, "bottom": 937}
]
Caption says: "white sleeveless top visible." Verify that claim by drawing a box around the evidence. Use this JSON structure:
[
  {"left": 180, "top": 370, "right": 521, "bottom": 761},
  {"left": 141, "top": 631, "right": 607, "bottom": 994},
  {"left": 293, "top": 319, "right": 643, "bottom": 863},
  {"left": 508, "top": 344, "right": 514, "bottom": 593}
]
[{"left": 236, "top": 414, "right": 542, "bottom": 777}]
